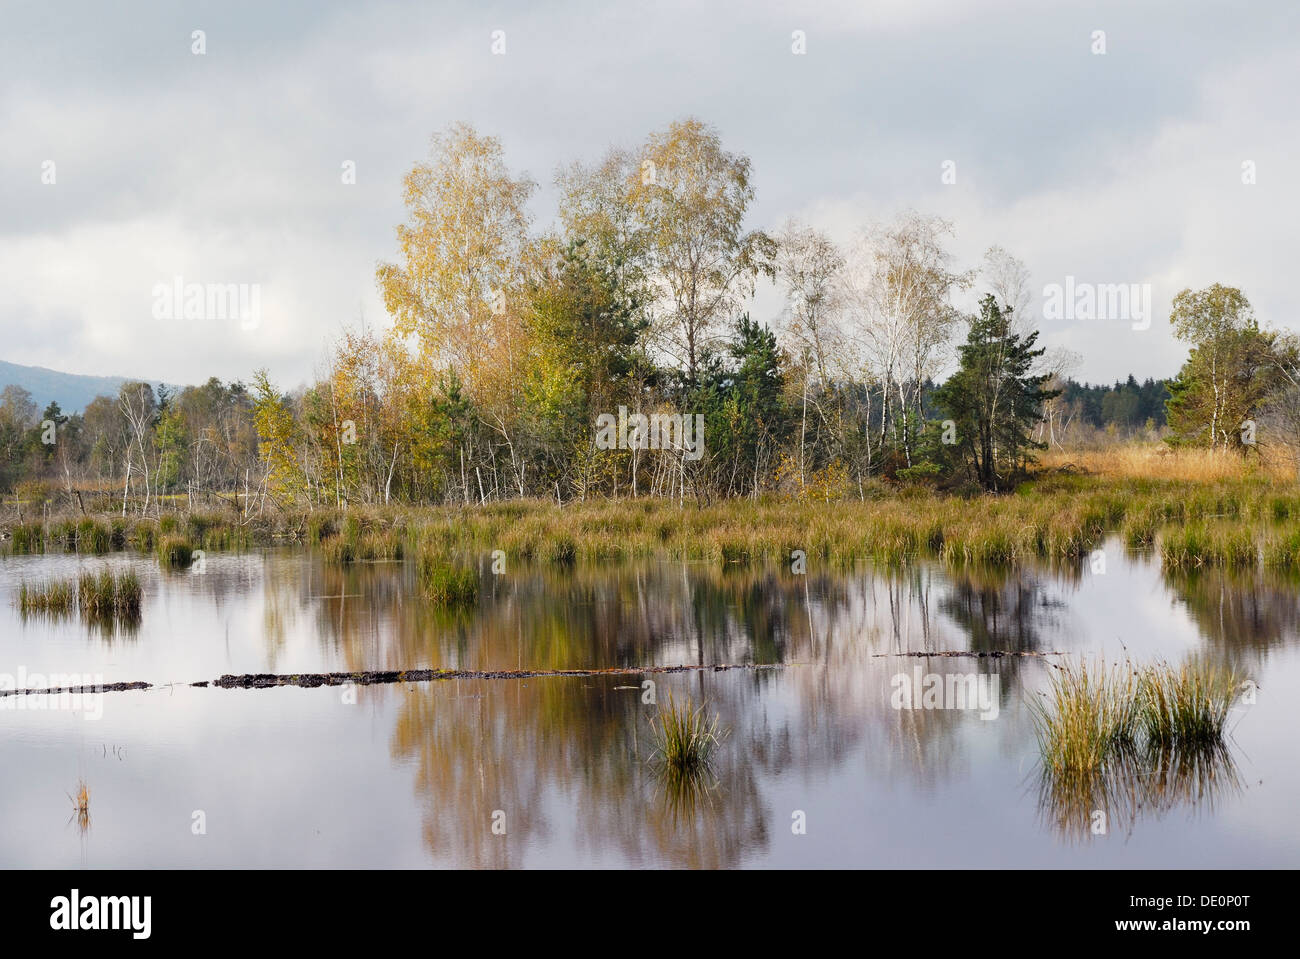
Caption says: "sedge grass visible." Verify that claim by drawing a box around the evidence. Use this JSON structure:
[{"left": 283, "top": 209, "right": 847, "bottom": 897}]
[
  {"left": 17, "top": 568, "right": 142, "bottom": 623},
  {"left": 1034, "top": 656, "right": 1243, "bottom": 776},
  {"left": 416, "top": 549, "right": 479, "bottom": 605},
  {"left": 17, "top": 578, "right": 78, "bottom": 614},
  {"left": 1159, "top": 524, "right": 1257, "bottom": 569},
  {"left": 77, "top": 568, "right": 143, "bottom": 618},
  {"left": 321, "top": 528, "right": 406, "bottom": 564},
  {"left": 1031, "top": 658, "right": 1142, "bottom": 774},
  {"left": 1139, "top": 658, "right": 1242, "bottom": 748},
  {"left": 648, "top": 694, "right": 728, "bottom": 773},
  {"left": 157, "top": 536, "right": 195, "bottom": 570}
]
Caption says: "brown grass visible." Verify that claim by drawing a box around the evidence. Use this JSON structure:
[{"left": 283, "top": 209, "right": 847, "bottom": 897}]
[
  {"left": 69, "top": 778, "right": 90, "bottom": 831},
  {"left": 1039, "top": 445, "right": 1292, "bottom": 483}
]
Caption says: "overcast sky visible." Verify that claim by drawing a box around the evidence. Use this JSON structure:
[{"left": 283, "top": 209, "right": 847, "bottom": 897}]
[{"left": 2, "top": 0, "right": 1296, "bottom": 389}]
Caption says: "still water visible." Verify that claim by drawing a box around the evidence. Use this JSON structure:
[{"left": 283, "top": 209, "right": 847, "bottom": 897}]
[{"left": 1, "top": 540, "right": 1297, "bottom": 868}]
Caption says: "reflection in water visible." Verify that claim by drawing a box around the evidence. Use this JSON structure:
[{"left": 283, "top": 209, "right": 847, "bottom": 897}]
[
  {"left": 3, "top": 535, "right": 1294, "bottom": 866},
  {"left": 294, "top": 559, "right": 1082, "bottom": 675},
  {"left": 18, "top": 606, "right": 141, "bottom": 643},
  {"left": 653, "top": 759, "right": 721, "bottom": 828},
  {"left": 646, "top": 696, "right": 729, "bottom": 829},
  {"left": 387, "top": 675, "right": 771, "bottom": 867},
  {"left": 1164, "top": 565, "right": 1300, "bottom": 661},
  {"left": 940, "top": 568, "right": 1058, "bottom": 653},
  {"left": 1037, "top": 742, "right": 1244, "bottom": 843},
  {"left": 274, "top": 545, "right": 1282, "bottom": 862},
  {"left": 68, "top": 779, "right": 91, "bottom": 835}
]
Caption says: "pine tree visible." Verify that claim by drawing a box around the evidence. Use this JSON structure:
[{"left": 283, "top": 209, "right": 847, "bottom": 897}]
[
  {"left": 933, "top": 295, "right": 1058, "bottom": 491},
  {"left": 695, "top": 314, "right": 788, "bottom": 496}
]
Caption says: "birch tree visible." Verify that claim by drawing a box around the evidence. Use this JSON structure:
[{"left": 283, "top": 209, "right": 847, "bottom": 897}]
[
  {"left": 629, "top": 118, "right": 773, "bottom": 386},
  {"left": 774, "top": 220, "right": 846, "bottom": 489},
  {"left": 843, "top": 212, "right": 969, "bottom": 466}
]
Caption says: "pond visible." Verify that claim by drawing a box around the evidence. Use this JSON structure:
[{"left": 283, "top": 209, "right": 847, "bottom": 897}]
[{"left": 1, "top": 539, "right": 1297, "bottom": 868}]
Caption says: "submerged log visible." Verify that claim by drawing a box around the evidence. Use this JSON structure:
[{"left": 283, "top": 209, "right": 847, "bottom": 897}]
[{"left": 208, "top": 663, "right": 781, "bottom": 689}]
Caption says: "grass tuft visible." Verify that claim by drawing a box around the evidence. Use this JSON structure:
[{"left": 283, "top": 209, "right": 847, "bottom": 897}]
[
  {"left": 157, "top": 536, "right": 195, "bottom": 570},
  {"left": 417, "top": 549, "right": 479, "bottom": 605},
  {"left": 17, "top": 568, "right": 142, "bottom": 623},
  {"left": 649, "top": 694, "right": 728, "bottom": 772},
  {"left": 17, "top": 578, "right": 77, "bottom": 614},
  {"left": 77, "top": 568, "right": 143, "bottom": 618},
  {"left": 1033, "top": 656, "right": 1243, "bottom": 775},
  {"left": 1139, "top": 658, "right": 1241, "bottom": 748},
  {"left": 1031, "top": 658, "right": 1142, "bottom": 773}
]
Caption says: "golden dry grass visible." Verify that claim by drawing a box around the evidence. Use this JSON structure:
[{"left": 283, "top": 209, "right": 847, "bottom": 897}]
[{"left": 1039, "top": 445, "right": 1293, "bottom": 483}]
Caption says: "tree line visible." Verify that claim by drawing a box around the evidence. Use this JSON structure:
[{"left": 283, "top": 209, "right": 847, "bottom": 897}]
[{"left": 3, "top": 120, "right": 1296, "bottom": 515}]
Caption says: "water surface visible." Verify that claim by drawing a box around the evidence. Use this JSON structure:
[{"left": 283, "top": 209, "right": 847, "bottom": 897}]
[{"left": 1, "top": 540, "right": 1296, "bottom": 868}]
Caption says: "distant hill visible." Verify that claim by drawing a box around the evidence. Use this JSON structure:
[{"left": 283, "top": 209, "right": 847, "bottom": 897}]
[{"left": 0, "top": 360, "right": 178, "bottom": 413}]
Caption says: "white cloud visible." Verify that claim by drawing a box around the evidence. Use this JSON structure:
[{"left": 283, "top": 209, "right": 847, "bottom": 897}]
[{"left": 0, "top": 0, "right": 1294, "bottom": 388}]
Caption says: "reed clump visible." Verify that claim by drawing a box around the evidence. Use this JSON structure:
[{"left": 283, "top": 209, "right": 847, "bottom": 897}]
[
  {"left": 11, "top": 522, "right": 45, "bottom": 554},
  {"left": 649, "top": 694, "right": 728, "bottom": 772},
  {"left": 1263, "top": 526, "right": 1300, "bottom": 567},
  {"left": 129, "top": 521, "right": 157, "bottom": 551},
  {"left": 157, "top": 536, "right": 195, "bottom": 570},
  {"left": 1121, "top": 508, "right": 1159, "bottom": 549},
  {"left": 1032, "top": 658, "right": 1142, "bottom": 774},
  {"left": 77, "top": 568, "right": 143, "bottom": 618},
  {"left": 1139, "top": 658, "right": 1241, "bottom": 748},
  {"left": 1034, "top": 657, "right": 1243, "bottom": 774},
  {"left": 417, "top": 549, "right": 479, "bottom": 605},
  {"left": 1159, "top": 524, "right": 1256, "bottom": 569},
  {"left": 50, "top": 519, "right": 78, "bottom": 551},
  {"left": 321, "top": 527, "right": 406, "bottom": 564},
  {"left": 17, "top": 568, "right": 142, "bottom": 621},
  {"left": 76, "top": 518, "right": 112, "bottom": 554},
  {"left": 17, "top": 578, "right": 78, "bottom": 614}
]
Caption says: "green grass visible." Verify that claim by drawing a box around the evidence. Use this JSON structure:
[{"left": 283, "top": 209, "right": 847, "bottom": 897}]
[
  {"left": 1159, "top": 524, "right": 1256, "bottom": 569},
  {"left": 129, "top": 521, "right": 157, "bottom": 551},
  {"left": 1263, "top": 526, "right": 1300, "bottom": 567},
  {"left": 157, "top": 536, "right": 195, "bottom": 570},
  {"left": 10, "top": 523, "right": 45, "bottom": 554},
  {"left": 17, "top": 578, "right": 78, "bottom": 614},
  {"left": 17, "top": 568, "right": 143, "bottom": 622},
  {"left": 321, "top": 537, "right": 358, "bottom": 564},
  {"left": 1033, "top": 656, "right": 1243, "bottom": 774},
  {"left": 77, "top": 568, "right": 143, "bottom": 617},
  {"left": 416, "top": 550, "right": 479, "bottom": 605},
  {"left": 1121, "top": 509, "right": 1159, "bottom": 549},
  {"left": 307, "top": 514, "right": 335, "bottom": 544},
  {"left": 1031, "top": 658, "right": 1142, "bottom": 773},
  {"left": 321, "top": 527, "right": 407, "bottom": 564},
  {"left": 1139, "top": 658, "right": 1242, "bottom": 748},
  {"left": 50, "top": 519, "right": 78, "bottom": 551},
  {"left": 649, "top": 694, "right": 727, "bottom": 772},
  {"left": 5, "top": 474, "right": 1300, "bottom": 572},
  {"left": 77, "top": 518, "right": 111, "bottom": 554}
]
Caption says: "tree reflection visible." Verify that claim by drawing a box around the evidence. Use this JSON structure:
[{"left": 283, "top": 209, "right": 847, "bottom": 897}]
[
  {"left": 1037, "top": 742, "right": 1244, "bottom": 843},
  {"left": 1163, "top": 566, "right": 1300, "bottom": 661},
  {"left": 257, "top": 550, "right": 1274, "bottom": 863}
]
